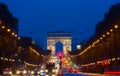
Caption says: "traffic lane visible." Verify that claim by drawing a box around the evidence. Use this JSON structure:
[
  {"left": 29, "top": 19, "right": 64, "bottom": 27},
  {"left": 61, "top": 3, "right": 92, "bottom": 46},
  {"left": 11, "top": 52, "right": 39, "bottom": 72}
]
[
  {"left": 64, "top": 72, "right": 104, "bottom": 76},
  {"left": 64, "top": 72, "right": 88, "bottom": 76}
]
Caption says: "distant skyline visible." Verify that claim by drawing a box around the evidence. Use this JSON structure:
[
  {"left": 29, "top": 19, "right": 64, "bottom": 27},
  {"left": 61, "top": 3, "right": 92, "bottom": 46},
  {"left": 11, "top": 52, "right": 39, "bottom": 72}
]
[{"left": 0, "top": 0, "right": 120, "bottom": 43}]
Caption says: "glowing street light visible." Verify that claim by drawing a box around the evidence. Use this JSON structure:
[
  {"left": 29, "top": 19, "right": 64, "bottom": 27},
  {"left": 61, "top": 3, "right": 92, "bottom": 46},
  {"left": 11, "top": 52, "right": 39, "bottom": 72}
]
[
  {"left": 100, "top": 37, "right": 103, "bottom": 40},
  {"left": 7, "top": 29, "right": 11, "bottom": 32},
  {"left": 15, "top": 34, "right": 17, "bottom": 37},
  {"left": 110, "top": 29, "right": 113, "bottom": 32},
  {"left": 114, "top": 25, "right": 118, "bottom": 29},
  {"left": 117, "top": 57, "right": 120, "bottom": 60},
  {"left": 107, "top": 32, "right": 109, "bottom": 35},
  {"left": 12, "top": 32, "right": 15, "bottom": 35},
  {"left": 18, "top": 37, "right": 20, "bottom": 40},
  {"left": 92, "top": 44, "right": 94, "bottom": 47},
  {"left": 1, "top": 57, "right": 3, "bottom": 60},
  {"left": 102, "top": 35, "right": 105, "bottom": 37},
  {"left": 2, "top": 26, "right": 5, "bottom": 29}
]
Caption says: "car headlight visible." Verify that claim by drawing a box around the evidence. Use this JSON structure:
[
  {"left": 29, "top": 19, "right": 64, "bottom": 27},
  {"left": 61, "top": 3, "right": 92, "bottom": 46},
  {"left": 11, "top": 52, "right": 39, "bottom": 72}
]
[
  {"left": 37, "top": 71, "right": 40, "bottom": 74},
  {"left": 9, "top": 71, "right": 12, "bottom": 74},
  {"left": 52, "top": 74, "right": 56, "bottom": 76},
  {"left": 45, "top": 75, "right": 49, "bottom": 76},
  {"left": 52, "top": 69, "right": 55, "bottom": 72},
  {"left": 45, "top": 70, "right": 48, "bottom": 72},
  {"left": 31, "top": 71, "right": 34, "bottom": 74},
  {"left": 23, "top": 70, "right": 27, "bottom": 74},
  {"left": 16, "top": 70, "right": 20, "bottom": 74},
  {"left": 40, "top": 70, "right": 44, "bottom": 73}
]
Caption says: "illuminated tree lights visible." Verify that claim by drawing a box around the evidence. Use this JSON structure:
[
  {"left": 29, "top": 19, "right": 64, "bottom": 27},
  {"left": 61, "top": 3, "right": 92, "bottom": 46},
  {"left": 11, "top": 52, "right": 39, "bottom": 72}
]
[
  {"left": 80, "top": 57, "right": 119, "bottom": 67},
  {"left": 0, "top": 20, "right": 21, "bottom": 40},
  {"left": 0, "top": 57, "right": 15, "bottom": 62},
  {"left": 79, "top": 24, "right": 119, "bottom": 56}
]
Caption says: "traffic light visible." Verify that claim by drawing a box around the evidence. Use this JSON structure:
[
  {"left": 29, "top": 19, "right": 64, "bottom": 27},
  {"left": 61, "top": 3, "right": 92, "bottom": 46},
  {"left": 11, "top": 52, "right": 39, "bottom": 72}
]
[{"left": 57, "top": 52, "right": 62, "bottom": 59}]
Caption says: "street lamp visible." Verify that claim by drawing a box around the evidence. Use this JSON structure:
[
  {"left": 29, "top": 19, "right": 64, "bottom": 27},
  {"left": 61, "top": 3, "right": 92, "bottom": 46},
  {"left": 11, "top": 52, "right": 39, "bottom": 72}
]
[
  {"left": 107, "top": 32, "right": 109, "bottom": 35},
  {"left": 2, "top": 26, "right": 5, "bottom": 29},
  {"left": 7, "top": 29, "right": 11, "bottom": 32},
  {"left": 12, "top": 32, "right": 15, "bottom": 35},
  {"left": 18, "top": 37, "right": 20, "bottom": 40},
  {"left": 100, "top": 37, "right": 103, "bottom": 40},
  {"left": 110, "top": 29, "right": 113, "bottom": 32},
  {"left": 114, "top": 25, "right": 118, "bottom": 29},
  {"left": 15, "top": 34, "right": 17, "bottom": 37},
  {"left": 102, "top": 34, "right": 105, "bottom": 37}
]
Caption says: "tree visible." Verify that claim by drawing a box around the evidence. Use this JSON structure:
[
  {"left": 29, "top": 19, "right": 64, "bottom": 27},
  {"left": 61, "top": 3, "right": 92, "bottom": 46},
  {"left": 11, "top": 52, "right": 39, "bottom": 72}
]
[
  {"left": 95, "top": 3, "right": 120, "bottom": 37},
  {"left": 0, "top": 3, "right": 18, "bottom": 33}
]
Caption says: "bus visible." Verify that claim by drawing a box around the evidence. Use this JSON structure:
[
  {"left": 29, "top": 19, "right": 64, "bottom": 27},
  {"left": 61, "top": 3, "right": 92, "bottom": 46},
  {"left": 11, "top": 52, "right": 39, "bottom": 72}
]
[{"left": 45, "top": 62, "right": 56, "bottom": 74}]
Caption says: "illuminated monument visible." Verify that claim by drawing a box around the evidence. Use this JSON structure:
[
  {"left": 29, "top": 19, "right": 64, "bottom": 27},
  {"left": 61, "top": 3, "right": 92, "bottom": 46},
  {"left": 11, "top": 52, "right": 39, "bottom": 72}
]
[{"left": 47, "top": 31, "right": 72, "bottom": 55}]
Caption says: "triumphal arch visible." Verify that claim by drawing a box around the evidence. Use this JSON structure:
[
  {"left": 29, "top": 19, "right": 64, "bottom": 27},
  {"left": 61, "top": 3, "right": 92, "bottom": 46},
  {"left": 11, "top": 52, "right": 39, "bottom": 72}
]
[{"left": 47, "top": 31, "right": 72, "bottom": 55}]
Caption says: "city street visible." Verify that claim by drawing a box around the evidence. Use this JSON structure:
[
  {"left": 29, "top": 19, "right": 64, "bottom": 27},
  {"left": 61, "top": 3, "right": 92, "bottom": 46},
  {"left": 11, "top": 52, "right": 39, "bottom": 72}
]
[{"left": 0, "top": 0, "right": 120, "bottom": 76}]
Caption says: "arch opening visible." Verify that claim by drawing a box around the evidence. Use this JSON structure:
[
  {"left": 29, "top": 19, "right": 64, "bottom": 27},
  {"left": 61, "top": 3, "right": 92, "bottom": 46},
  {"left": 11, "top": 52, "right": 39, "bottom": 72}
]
[{"left": 55, "top": 41, "right": 63, "bottom": 55}]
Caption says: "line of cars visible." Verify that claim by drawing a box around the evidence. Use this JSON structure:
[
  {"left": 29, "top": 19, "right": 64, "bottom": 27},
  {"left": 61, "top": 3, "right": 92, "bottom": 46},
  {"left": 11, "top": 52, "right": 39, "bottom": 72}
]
[
  {"left": 61, "top": 66, "right": 79, "bottom": 74},
  {"left": 3, "top": 68, "right": 57, "bottom": 76},
  {"left": 15, "top": 68, "right": 56, "bottom": 76},
  {"left": 3, "top": 68, "right": 42, "bottom": 76},
  {"left": 16, "top": 70, "right": 37, "bottom": 75},
  {"left": 68, "top": 68, "right": 79, "bottom": 73}
]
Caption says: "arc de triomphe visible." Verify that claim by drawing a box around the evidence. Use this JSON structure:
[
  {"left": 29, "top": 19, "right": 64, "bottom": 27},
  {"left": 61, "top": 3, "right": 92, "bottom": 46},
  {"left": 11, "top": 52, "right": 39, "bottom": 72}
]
[{"left": 47, "top": 31, "right": 72, "bottom": 55}]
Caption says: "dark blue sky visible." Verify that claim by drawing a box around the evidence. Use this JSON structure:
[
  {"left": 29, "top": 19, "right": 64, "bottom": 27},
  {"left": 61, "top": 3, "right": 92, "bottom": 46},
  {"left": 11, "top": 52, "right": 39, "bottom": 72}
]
[{"left": 0, "top": 0, "right": 120, "bottom": 43}]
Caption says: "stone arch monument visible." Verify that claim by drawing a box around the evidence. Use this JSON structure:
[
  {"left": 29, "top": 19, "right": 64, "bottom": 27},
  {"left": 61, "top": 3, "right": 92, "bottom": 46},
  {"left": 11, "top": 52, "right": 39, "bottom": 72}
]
[{"left": 47, "top": 31, "right": 72, "bottom": 55}]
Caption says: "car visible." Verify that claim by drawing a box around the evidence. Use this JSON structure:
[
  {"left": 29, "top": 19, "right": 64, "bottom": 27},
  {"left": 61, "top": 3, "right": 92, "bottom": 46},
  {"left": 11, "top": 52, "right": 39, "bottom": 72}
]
[
  {"left": 40, "top": 69, "right": 46, "bottom": 76},
  {"left": 3, "top": 68, "right": 12, "bottom": 76},
  {"left": 68, "top": 68, "right": 73, "bottom": 73},
  {"left": 45, "top": 62, "right": 56, "bottom": 74},
  {"left": 45, "top": 68, "right": 56, "bottom": 74},
  {"left": 16, "top": 69, "right": 27, "bottom": 75},
  {"left": 73, "top": 69, "right": 79, "bottom": 73}
]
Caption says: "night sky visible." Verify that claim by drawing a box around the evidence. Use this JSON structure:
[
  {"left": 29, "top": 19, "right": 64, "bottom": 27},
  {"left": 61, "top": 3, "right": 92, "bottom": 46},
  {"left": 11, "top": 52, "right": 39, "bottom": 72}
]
[{"left": 0, "top": 0, "right": 120, "bottom": 45}]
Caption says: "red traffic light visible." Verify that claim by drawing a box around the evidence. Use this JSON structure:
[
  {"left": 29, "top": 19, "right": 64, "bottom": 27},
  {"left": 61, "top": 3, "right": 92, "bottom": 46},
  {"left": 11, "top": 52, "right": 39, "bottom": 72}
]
[
  {"left": 57, "top": 52, "right": 62, "bottom": 58},
  {"left": 58, "top": 53, "right": 62, "bottom": 57}
]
